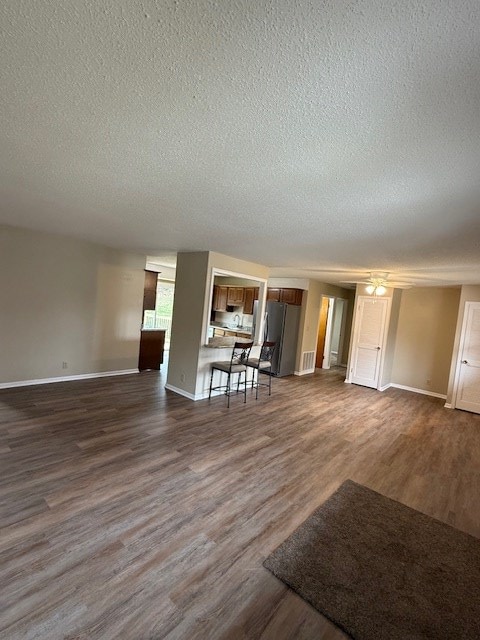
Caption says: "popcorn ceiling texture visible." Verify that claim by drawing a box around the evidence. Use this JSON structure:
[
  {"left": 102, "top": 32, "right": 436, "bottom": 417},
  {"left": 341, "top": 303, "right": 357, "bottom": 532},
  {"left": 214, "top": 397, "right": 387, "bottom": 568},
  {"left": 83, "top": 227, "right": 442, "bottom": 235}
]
[{"left": 0, "top": 0, "right": 479, "bottom": 285}]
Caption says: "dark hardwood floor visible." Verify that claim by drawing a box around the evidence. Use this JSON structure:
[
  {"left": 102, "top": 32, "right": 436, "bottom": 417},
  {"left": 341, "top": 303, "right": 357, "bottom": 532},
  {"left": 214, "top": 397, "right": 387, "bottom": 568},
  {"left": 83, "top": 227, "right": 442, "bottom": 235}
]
[{"left": 1, "top": 367, "right": 479, "bottom": 639}]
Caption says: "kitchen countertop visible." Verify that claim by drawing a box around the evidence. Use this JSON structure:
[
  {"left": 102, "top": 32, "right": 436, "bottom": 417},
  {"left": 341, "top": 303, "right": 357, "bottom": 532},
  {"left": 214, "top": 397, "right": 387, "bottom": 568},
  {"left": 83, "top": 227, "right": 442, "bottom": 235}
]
[
  {"left": 210, "top": 323, "right": 252, "bottom": 333},
  {"left": 206, "top": 336, "right": 253, "bottom": 349}
]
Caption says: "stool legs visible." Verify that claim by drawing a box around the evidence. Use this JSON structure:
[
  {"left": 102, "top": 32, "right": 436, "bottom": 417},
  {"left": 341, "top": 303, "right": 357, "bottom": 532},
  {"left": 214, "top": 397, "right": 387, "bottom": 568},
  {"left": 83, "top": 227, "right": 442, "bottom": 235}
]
[
  {"left": 247, "top": 365, "right": 273, "bottom": 400},
  {"left": 209, "top": 367, "right": 250, "bottom": 407},
  {"left": 209, "top": 368, "right": 214, "bottom": 399},
  {"left": 226, "top": 371, "right": 231, "bottom": 408}
]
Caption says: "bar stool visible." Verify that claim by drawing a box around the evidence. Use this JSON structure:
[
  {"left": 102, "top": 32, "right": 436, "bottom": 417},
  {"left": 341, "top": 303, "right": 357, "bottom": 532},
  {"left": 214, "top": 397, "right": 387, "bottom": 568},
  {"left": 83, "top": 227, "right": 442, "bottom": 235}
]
[
  {"left": 208, "top": 341, "right": 254, "bottom": 407},
  {"left": 246, "top": 341, "right": 276, "bottom": 399}
]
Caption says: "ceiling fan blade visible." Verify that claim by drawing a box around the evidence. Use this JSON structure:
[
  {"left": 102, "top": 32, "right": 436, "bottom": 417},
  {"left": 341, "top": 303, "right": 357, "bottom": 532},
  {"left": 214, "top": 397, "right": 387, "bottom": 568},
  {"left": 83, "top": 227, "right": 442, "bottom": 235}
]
[
  {"left": 340, "top": 280, "right": 370, "bottom": 284},
  {"left": 386, "top": 283, "right": 413, "bottom": 288},
  {"left": 341, "top": 279, "right": 413, "bottom": 288}
]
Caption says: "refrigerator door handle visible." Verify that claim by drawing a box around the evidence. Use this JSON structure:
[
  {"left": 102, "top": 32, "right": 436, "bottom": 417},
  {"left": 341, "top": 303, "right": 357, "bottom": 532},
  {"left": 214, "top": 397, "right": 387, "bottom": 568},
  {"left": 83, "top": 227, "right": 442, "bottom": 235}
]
[{"left": 263, "top": 312, "right": 268, "bottom": 342}]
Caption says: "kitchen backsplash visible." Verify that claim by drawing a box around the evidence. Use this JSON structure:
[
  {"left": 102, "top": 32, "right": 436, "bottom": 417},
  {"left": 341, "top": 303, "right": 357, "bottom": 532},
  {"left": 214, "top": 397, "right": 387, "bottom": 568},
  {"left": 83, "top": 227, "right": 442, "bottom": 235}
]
[{"left": 214, "top": 310, "right": 253, "bottom": 327}]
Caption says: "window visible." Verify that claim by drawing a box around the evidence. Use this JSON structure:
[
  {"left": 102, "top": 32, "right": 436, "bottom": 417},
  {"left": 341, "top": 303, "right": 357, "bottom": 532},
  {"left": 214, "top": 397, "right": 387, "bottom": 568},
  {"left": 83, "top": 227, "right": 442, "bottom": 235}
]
[{"left": 143, "top": 280, "right": 175, "bottom": 349}]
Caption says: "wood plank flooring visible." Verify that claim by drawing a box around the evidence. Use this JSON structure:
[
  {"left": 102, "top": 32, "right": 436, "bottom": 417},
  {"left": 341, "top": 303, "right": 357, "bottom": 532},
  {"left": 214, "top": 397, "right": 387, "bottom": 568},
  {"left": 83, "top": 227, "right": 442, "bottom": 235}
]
[{"left": 1, "top": 367, "right": 479, "bottom": 639}]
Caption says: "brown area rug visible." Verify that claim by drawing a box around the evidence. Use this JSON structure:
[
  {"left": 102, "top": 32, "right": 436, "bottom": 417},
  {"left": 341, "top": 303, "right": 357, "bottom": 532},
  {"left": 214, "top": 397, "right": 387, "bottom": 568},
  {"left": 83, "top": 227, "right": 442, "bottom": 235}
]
[{"left": 263, "top": 480, "right": 480, "bottom": 640}]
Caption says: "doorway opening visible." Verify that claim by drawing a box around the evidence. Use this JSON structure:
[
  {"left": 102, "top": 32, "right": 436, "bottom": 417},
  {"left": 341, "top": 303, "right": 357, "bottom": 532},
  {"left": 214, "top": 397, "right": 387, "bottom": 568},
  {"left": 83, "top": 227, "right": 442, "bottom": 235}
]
[{"left": 316, "top": 297, "right": 347, "bottom": 370}]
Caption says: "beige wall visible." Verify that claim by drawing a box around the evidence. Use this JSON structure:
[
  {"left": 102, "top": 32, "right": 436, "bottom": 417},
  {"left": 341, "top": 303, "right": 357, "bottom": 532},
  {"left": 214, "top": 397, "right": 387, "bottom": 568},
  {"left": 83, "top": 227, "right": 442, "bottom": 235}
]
[
  {"left": 0, "top": 225, "right": 145, "bottom": 384},
  {"left": 295, "top": 284, "right": 320, "bottom": 371},
  {"left": 215, "top": 276, "right": 262, "bottom": 286},
  {"left": 209, "top": 252, "right": 270, "bottom": 281},
  {"left": 391, "top": 287, "right": 461, "bottom": 395},
  {"left": 267, "top": 277, "right": 310, "bottom": 290},
  {"left": 379, "top": 289, "right": 403, "bottom": 389},
  {"left": 446, "top": 285, "right": 480, "bottom": 405},
  {"left": 166, "top": 252, "right": 210, "bottom": 397}
]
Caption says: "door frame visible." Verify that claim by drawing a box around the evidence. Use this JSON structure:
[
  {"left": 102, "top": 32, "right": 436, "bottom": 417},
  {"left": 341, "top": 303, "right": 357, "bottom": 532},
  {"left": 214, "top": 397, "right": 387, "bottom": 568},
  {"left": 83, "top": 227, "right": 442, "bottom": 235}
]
[
  {"left": 322, "top": 297, "right": 335, "bottom": 369},
  {"left": 329, "top": 298, "right": 347, "bottom": 367},
  {"left": 316, "top": 296, "right": 349, "bottom": 369}
]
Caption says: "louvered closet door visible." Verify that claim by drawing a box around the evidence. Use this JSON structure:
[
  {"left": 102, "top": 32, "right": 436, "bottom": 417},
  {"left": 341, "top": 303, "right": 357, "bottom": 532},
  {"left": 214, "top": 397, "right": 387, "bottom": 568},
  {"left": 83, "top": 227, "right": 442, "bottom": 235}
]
[
  {"left": 455, "top": 302, "right": 480, "bottom": 414},
  {"left": 350, "top": 297, "right": 389, "bottom": 389}
]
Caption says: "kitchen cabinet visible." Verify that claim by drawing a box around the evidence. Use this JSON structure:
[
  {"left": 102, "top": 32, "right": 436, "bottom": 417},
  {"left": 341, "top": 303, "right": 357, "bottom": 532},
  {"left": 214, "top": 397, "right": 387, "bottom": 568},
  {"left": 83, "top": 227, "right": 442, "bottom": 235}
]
[
  {"left": 212, "top": 284, "right": 259, "bottom": 313},
  {"left": 243, "top": 287, "right": 259, "bottom": 315},
  {"left": 212, "top": 327, "right": 252, "bottom": 338},
  {"left": 143, "top": 270, "right": 158, "bottom": 311},
  {"left": 212, "top": 285, "right": 228, "bottom": 312},
  {"left": 267, "top": 288, "right": 303, "bottom": 305},
  {"left": 227, "top": 287, "right": 244, "bottom": 307},
  {"left": 267, "top": 288, "right": 281, "bottom": 302},
  {"left": 235, "top": 330, "right": 252, "bottom": 338},
  {"left": 280, "top": 288, "right": 303, "bottom": 305},
  {"left": 138, "top": 329, "right": 165, "bottom": 370}
]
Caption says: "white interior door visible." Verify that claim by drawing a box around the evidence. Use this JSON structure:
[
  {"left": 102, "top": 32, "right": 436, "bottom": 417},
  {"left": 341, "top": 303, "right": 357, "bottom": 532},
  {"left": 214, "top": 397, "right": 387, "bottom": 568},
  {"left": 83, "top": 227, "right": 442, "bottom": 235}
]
[
  {"left": 454, "top": 302, "right": 480, "bottom": 414},
  {"left": 350, "top": 297, "right": 389, "bottom": 389}
]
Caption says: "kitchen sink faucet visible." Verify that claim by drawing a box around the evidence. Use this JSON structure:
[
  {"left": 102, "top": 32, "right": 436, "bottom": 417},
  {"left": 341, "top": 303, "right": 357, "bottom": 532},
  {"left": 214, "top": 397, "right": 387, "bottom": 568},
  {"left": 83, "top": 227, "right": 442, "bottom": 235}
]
[{"left": 233, "top": 314, "right": 241, "bottom": 327}]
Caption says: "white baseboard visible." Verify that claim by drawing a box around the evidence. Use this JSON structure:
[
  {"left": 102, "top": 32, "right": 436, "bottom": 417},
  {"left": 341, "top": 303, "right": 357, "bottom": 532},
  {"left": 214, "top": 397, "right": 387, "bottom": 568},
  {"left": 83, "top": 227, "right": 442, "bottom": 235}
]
[
  {"left": 0, "top": 369, "right": 139, "bottom": 390},
  {"left": 165, "top": 384, "right": 233, "bottom": 401},
  {"left": 294, "top": 368, "right": 315, "bottom": 376},
  {"left": 378, "top": 383, "right": 391, "bottom": 392},
  {"left": 388, "top": 383, "right": 446, "bottom": 400},
  {"left": 164, "top": 383, "right": 197, "bottom": 400},
  {"left": 196, "top": 389, "right": 225, "bottom": 400},
  {"left": 444, "top": 402, "right": 453, "bottom": 409}
]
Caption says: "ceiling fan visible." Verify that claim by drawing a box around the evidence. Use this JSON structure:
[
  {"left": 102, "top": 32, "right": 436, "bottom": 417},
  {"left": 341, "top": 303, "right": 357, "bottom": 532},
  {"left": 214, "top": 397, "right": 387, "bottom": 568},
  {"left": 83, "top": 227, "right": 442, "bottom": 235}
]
[{"left": 340, "top": 272, "right": 413, "bottom": 295}]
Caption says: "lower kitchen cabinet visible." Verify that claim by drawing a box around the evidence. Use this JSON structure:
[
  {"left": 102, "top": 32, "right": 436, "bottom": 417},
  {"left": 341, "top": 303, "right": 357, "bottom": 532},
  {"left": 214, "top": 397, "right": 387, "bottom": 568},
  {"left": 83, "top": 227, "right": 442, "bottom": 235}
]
[{"left": 138, "top": 330, "right": 165, "bottom": 371}]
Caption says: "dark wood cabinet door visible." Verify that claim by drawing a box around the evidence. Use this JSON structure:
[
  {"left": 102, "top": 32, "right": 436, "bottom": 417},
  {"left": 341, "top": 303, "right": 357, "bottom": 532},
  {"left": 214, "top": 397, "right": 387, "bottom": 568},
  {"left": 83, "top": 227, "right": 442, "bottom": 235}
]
[
  {"left": 280, "top": 288, "right": 303, "bottom": 305},
  {"left": 143, "top": 289, "right": 156, "bottom": 311},
  {"left": 213, "top": 285, "right": 228, "bottom": 311},
  {"left": 227, "top": 287, "right": 244, "bottom": 306},
  {"left": 142, "top": 270, "right": 158, "bottom": 310},
  {"left": 144, "top": 270, "right": 158, "bottom": 292},
  {"left": 267, "top": 288, "right": 281, "bottom": 302},
  {"left": 267, "top": 288, "right": 303, "bottom": 305},
  {"left": 243, "top": 287, "right": 255, "bottom": 314},
  {"left": 138, "top": 330, "right": 165, "bottom": 370}
]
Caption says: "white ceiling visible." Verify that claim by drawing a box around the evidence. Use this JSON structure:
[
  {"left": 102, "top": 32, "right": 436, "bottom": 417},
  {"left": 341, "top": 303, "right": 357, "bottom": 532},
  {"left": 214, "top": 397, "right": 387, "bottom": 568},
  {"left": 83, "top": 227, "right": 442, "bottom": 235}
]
[{"left": 1, "top": 0, "right": 480, "bottom": 287}]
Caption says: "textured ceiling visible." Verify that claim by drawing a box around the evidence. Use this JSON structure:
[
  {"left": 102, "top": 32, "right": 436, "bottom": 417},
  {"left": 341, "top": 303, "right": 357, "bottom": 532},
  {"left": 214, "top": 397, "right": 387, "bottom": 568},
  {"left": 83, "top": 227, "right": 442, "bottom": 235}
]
[{"left": 1, "top": 0, "right": 479, "bottom": 286}]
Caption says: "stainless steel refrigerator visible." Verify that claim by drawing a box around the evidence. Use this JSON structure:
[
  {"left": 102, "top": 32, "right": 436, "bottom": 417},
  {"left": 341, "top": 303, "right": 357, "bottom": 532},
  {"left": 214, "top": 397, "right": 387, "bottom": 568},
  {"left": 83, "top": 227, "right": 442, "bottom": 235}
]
[{"left": 264, "top": 301, "right": 301, "bottom": 376}]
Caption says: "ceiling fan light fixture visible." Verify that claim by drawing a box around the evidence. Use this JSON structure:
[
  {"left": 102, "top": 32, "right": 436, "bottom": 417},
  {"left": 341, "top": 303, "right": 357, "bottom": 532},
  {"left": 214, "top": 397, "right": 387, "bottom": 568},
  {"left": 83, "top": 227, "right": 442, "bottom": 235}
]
[
  {"left": 340, "top": 271, "right": 414, "bottom": 291},
  {"left": 365, "top": 281, "right": 387, "bottom": 296}
]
